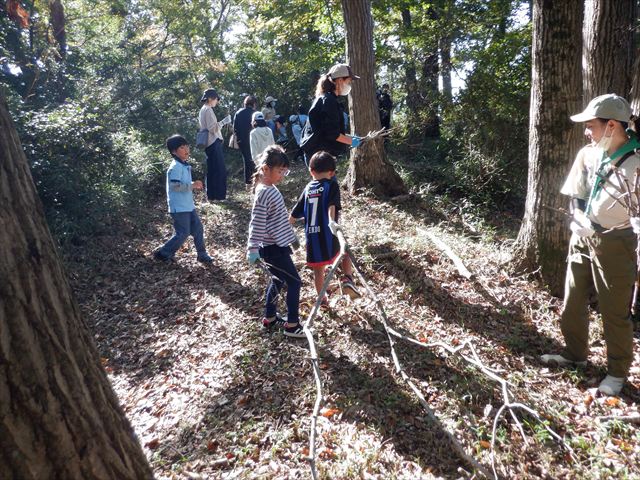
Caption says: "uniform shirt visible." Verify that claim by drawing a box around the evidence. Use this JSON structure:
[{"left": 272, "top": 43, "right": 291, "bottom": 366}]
[
  {"left": 198, "top": 105, "right": 223, "bottom": 147},
  {"left": 247, "top": 184, "right": 297, "bottom": 252},
  {"left": 561, "top": 144, "right": 640, "bottom": 229},
  {"left": 166, "top": 157, "right": 195, "bottom": 213},
  {"left": 291, "top": 177, "right": 341, "bottom": 265},
  {"left": 299, "top": 92, "right": 347, "bottom": 158}
]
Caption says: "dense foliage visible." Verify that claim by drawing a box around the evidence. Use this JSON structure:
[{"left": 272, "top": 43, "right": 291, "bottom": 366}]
[{"left": 1, "top": 0, "right": 532, "bottom": 242}]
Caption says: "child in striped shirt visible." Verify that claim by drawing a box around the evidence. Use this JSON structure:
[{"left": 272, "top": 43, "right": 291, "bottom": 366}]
[{"left": 247, "top": 145, "right": 304, "bottom": 338}]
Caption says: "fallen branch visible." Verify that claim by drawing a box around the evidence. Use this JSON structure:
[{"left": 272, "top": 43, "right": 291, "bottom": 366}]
[
  {"left": 597, "top": 415, "right": 640, "bottom": 425},
  {"left": 348, "top": 235, "right": 577, "bottom": 479},
  {"left": 418, "top": 227, "right": 473, "bottom": 279}
]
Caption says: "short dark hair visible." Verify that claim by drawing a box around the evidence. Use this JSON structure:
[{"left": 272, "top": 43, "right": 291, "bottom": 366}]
[
  {"left": 244, "top": 95, "right": 257, "bottom": 108},
  {"left": 309, "top": 151, "right": 336, "bottom": 173},
  {"left": 166, "top": 134, "right": 188, "bottom": 153}
]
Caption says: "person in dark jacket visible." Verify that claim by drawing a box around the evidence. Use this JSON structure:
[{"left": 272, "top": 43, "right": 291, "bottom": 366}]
[
  {"left": 299, "top": 63, "right": 363, "bottom": 166},
  {"left": 233, "top": 95, "right": 257, "bottom": 187},
  {"left": 378, "top": 83, "right": 393, "bottom": 130}
]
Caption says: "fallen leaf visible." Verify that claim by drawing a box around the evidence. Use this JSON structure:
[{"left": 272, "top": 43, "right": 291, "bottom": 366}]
[
  {"left": 320, "top": 407, "right": 341, "bottom": 418},
  {"left": 479, "top": 440, "right": 491, "bottom": 449},
  {"left": 145, "top": 438, "right": 160, "bottom": 449},
  {"left": 605, "top": 397, "right": 621, "bottom": 407}
]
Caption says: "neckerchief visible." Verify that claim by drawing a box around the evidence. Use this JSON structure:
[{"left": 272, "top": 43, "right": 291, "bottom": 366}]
[{"left": 586, "top": 137, "right": 640, "bottom": 215}]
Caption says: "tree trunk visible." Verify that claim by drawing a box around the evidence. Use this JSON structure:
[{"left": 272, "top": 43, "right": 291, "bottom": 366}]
[
  {"left": 0, "top": 95, "right": 152, "bottom": 479},
  {"left": 583, "top": 0, "right": 636, "bottom": 100},
  {"left": 439, "top": 34, "right": 452, "bottom": 106},
  {"left": 421, "top": 4, "right": 440, "bottom": 139},
  {"left": 511, "top": 0, "right": 584, "bottom": 297},
  {"left": 341, "top": 0, "right": 407, "bottom": 197},
  {"left": 48, "top": 0, "right": 67, "bottom": 60},
  {"left": 401, "top": 8, "right": 420, "bottom": 141},
  {"left": 632, "top": 54, "right": 640, "bottom": 114}
]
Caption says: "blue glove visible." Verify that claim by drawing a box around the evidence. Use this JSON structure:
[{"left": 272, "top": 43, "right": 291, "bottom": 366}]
[
  {"left": 351, "top": 136, "right": 362, "bottom": 148},
  {"left": 247, "top": 251, "right": 260, "bottom": 265}
]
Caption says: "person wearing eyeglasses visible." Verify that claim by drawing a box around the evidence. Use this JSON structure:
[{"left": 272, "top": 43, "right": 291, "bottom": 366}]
[{"left": 246, "top": 145, "right": 304, "bottom": 338}]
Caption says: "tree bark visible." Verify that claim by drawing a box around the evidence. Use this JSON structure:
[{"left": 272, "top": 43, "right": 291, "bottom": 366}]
[
  {"left": 341, "top": 0, "right": 406, "bottom": 197},
  {"left": 401, "top": 8, "right": 420, "bottom": 141},
  {"left": 583, "top": 0, "right": 636, "bottom": 100},
  {"left": 439, "top": 34, "right": 452, "bottom": 106},
  {"left": 632, "top": 54, "right": 640, "bottom": 114},
  {"left": 0, "top": 95, "right": 152, "bottom": 479},
  {"left": 511, "top": 0, "right": 584, "bottom": 297},
  {"left": 48, "top": 0, "right": 66, "bottom": 60}
]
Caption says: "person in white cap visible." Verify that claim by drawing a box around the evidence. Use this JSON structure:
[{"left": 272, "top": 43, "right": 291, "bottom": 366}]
[
  {"left": 541, "top": 94, "right": 640, "bottom": 396},
  {"left": 250, "top": 111, "right": 275, "bottom": 163},
  {"left": 262, "top": 95, "right": 278, "bottom": 134},
  {"left": 299, "top": 63, "right": 363, "bottom": 166}
]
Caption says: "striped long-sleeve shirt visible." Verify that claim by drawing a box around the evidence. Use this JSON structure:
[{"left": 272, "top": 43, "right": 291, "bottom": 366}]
[{"left": 247, "top": 184, "right": 297, "bottom": 252}]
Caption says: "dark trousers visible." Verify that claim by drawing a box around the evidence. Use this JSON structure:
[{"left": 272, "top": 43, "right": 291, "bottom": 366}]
[
  {"left": 238, "top": 139, "right": 255, "bottom": 184},
  {"left": 260, "top": 245, "right": 301, "bottom": 324},
  {"left": 205, "top": 139, "right": 227, "bottom": 200},
  {"left": 158, "top": 210, "right": 206, "bottom": 258}
]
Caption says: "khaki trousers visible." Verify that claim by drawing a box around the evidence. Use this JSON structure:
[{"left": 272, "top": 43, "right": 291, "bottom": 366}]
[{"left": 560, "top": 229, "right": 636, "bottom": 378}]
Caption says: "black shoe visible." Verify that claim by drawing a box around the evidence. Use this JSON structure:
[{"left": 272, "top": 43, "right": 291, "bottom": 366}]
[
  {"left": 153, "top": 249, "right": 174, "bottom": 263},
  {"left": 283, "top": 323, "right": 306, "bottom": 338},
  {"left": 197, "top": 253, "right": 214, "bottom": 263},
  {"left": 262, "top": 313, "right": 287, "bottom": 329}
]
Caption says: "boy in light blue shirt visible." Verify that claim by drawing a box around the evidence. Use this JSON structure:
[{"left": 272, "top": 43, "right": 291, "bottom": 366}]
[{"left": 153, "top": 135, "right": 213, "bottom": 263}]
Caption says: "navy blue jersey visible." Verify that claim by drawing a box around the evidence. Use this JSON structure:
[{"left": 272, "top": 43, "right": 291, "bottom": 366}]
[{"left": 291, "top": 177, "right": 341, "bottom": 266}]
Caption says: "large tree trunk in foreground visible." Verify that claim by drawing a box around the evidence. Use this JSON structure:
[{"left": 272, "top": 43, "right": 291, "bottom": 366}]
[
  {"left": 632, "top": 55, "right": 640, "bottom": 114},
  {"left": 341, "top": 0, "right": 406, "bottom": 197},
  {"left": 0, "top": 95, "right": 152, "bottom": 479},
  {"left": 583, "top": 0, "right": 636, "bottom": 100},
  {"left": 511, "top": 0, "right": 584, "bottom": 297}
]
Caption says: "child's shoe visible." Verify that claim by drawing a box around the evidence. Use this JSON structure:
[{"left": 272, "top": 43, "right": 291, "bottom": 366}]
[
  {"left": 153, "top": 249, "right": 174, "bottom": 263},
  {"left": 341, "top": 275, "right": 361, "bottom": 299},
  {"left": 283, "top": 322, "right": 306, "bottom": 338},
  {"left": 262, "top": 313, "right": 287, "bottom": 329},
  {"left": 197, "top": 253, "right": 214, "bottom": 263}
]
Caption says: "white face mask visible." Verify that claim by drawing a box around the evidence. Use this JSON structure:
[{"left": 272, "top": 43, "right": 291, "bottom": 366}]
[
  {"left": 340, "top": 82, "right": 352, "bottom": 96},
  {"left": 596, "top": 125, "right": 613, "bottom": 152}
]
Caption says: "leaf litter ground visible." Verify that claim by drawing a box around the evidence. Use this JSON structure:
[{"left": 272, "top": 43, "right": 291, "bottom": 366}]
[{"left": 64, "top": 151, "right": 640, "bottom": 479}]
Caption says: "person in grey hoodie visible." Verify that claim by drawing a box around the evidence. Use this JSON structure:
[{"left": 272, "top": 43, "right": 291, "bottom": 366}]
[{"left": 250, "top": 111, "right": 275, "bottom": 162}]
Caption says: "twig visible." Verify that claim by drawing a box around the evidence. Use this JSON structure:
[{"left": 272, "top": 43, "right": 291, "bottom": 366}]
[
  {"left": 418, "top": 228, "right": 473, "bottom": 279},
  {"left": 597, "top": 415, "right": 640, "bottom": 424},
  {"left": 301, "top": 231, "right": 347, "bottom": 480}
]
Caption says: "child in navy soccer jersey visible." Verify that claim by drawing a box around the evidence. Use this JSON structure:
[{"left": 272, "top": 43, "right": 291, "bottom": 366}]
[
  {"left": 290, "top": 151, "right": 360, "bottom": 304},
  {"left": 247, "top": 145, "right": 305, "bottom": 338}
]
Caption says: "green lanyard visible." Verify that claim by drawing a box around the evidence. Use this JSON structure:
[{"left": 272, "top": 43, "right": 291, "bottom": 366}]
[{"left": 586, "top": 136, "right": 640, "bottom": 215}]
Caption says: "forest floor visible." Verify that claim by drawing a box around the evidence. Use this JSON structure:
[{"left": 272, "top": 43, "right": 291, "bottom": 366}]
[{"left": 64, "top": 148, "right": 640, "bottom": 479}]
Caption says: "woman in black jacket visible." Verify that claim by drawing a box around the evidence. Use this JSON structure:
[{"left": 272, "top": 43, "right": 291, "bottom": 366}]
[{"left": 300, "top": 63, "right": 363, "bottom": 165}]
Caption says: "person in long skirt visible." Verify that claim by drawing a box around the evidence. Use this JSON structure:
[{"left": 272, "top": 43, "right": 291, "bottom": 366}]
[{"left": 199, "top": 88, "right": 227, "bottom": 200}]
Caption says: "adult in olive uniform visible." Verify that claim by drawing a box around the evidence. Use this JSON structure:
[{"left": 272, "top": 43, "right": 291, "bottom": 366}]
[{"left": 541, "top": 94, "right": 640, "bottom": 396}]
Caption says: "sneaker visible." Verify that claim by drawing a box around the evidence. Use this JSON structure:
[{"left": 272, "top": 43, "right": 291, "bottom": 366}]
[
  {"left": 283, "top": 323, "right": 306, "bottom": 338},
  {"left": 262, "top": 313, "right": 287, "bottom": 329},
  {"left": 197, "top": 253, "right": 214, "bottom": 263},
  {"left": 341, "top": 276, "right": 361, "bottom": 299},
  {"left": 153, "top": 249, "right": 173, "bottom": 263},
  {"left": 539, "top": 354, "right": 587, "bottom": 367},
  {"left": 598, "top": 375, "right": 625, "bottom": 396}
]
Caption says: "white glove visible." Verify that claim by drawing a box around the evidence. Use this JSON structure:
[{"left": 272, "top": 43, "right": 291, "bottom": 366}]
[
  {"left": 570, "top": 210, "right": 595, "bottom": 238},
  {"left": 630, "top": 217, "right": 640, "bottom": 235},
  {"left": 328, "top": 220, "right": 341, "bottom": 236}
]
